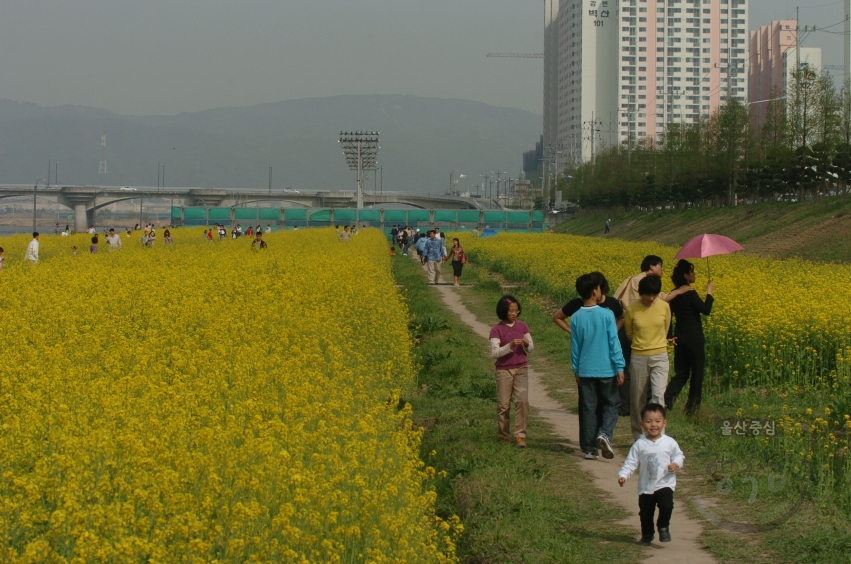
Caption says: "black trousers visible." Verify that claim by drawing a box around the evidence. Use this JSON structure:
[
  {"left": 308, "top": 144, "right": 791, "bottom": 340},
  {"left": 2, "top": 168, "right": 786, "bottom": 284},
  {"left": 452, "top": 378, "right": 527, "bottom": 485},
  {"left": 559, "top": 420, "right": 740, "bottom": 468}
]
[
  {"left": 638, "top": 487, "right": 674, "bottom": 537},
  {"left": 665, "top": 341, "right": 705, "bottom": 414}
]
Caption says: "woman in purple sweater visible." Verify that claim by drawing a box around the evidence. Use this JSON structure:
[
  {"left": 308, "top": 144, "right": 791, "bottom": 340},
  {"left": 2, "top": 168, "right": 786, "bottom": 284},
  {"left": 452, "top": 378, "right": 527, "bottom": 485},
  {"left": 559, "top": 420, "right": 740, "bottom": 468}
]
[{"left": 489, "top": 295, "right": 535, "bottom": 447}]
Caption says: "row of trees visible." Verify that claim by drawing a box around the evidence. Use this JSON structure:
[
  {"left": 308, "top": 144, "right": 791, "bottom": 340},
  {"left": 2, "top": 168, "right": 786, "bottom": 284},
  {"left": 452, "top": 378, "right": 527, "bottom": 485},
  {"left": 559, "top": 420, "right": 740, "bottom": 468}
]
[{"left": 559, "top": 69, "right": 851, "bottom": 209}]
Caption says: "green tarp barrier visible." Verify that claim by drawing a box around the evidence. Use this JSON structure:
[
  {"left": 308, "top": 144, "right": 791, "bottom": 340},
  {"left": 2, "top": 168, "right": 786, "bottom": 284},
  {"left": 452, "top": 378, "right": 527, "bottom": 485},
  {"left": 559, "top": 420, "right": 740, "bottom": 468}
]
[
  {"left": 184, "top": 208, "right": 207, "bottom": 220},
  {"left": 259, "top": 208, "right": 280, "bottom": 221},
  {"left": 483, "top": 211, "right": 506, "bottom": 223},
  {"left": 284, "top": 209, "right": 307, "bottom": 220},
  {"left": 383, "top": 210, "right": 407, "bottom": 222},
  {"left": 335, "top": 209, "right": 356, "bottom": 222},
  {"left": 358, "top": 210, "right": 380, "bottom": 221},
  {"left": 209, "top": 208, "right": 231, "bottom": 221},
  {"left": 507, "top": 211, "right": 530, "bottom": 223},
  {"left": 434, "top": 211, "right": 456, "bottom": 222},
  {"left": 234, "top": 208, "right": 258, "bottom": 220},
  {"left": 408, "top": 210, "right": 430, "bottom": 222},
  {"left": 532, "top": 211, "right": 544, "bottom": 222},
  {"left": 171, "top": 207, "right": 181, "bottom": 219},
  {"left": 309, "top": 210, "right": 331, "bottom": 222},
  {"left": 457, "top": 211, "right": 479, "bottom": 223}
]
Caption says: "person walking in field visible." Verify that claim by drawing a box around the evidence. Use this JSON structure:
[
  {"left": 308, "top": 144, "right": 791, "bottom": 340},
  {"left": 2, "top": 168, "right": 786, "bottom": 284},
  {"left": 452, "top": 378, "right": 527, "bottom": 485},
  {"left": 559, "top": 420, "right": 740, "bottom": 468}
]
[
  {"left": 24, "top": 232, "right": 39, "bottom": 264},
  {"left": 664, "top": 259, "right": 714, "bottom": 415},
  {"left": 618, "top": 403, "right": 685, "bottom": 545},
  {"left": 605, "top": 219, "right": 611, "bottom": 234},
  {"left": 106, "top": 228, "right": 122, "bottom": 251},
  {"left": 568, "top": 273, "right": 625, "bottom": 459},
  {"left": 0, "top": 247, "right": 4, "bottom": 270},
  {"left": 163, "top": 229, "right": 173, "bottom": 244},
  {"left": 251, "top": 231, "right": 268, "bottom": 249},
  {"left": 89, "top": 236, "right": 99, "bottom": 254},
  {"left": 624, "top": 276, "right": 672, "bottom": 440},
  {"left": 489, "top": 295, "right": 534, "bottom": 447},
  {"left": 423, "top": 230, "right": 446, "bottom": 284}
]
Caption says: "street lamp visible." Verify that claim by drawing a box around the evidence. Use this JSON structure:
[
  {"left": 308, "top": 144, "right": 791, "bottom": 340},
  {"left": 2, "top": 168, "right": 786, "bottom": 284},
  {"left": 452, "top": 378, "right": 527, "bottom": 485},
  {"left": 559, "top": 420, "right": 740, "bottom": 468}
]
[{"left": 33, "top": 178, "right": 47, "bottom": 232}]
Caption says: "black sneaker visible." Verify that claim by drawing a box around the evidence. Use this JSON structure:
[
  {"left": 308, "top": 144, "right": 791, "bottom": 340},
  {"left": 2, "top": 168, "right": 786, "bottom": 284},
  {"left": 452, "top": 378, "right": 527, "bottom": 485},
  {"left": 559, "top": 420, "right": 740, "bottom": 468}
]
[
  {"left": 597, "top": 434, "right": 615, "bottom": 459},
  {"left": 638, "top": 535, "right": 654, "bottom": 545},
  {"left": 658, "top": 528, "right": 671, "bottom": 542}
]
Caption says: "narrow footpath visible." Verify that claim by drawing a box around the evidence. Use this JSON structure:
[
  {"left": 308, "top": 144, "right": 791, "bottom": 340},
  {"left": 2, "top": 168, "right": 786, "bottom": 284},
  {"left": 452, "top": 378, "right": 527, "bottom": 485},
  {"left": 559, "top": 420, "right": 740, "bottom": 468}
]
[{"left": 429, "top": 278, "right": 718, "bottom": 564}]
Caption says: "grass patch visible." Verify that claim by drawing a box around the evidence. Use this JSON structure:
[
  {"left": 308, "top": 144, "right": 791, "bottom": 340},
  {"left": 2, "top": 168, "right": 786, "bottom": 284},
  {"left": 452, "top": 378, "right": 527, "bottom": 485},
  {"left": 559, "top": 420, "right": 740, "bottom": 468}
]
[
  {"left": 554, "top": 198, "right": 851, "bottom": 263},
  {"left": 393, "top": 256, "right": 644, "bottom": 563},
  {"left": 453, "top": 258, "right": 851, "bottom": 563}
]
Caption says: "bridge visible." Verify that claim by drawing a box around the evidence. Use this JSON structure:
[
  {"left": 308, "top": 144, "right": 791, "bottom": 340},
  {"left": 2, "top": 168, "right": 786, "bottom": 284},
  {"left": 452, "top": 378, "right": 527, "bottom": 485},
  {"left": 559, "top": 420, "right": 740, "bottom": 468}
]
[{"left": 0, "top": 185, "right": 502, "bottom": 232}]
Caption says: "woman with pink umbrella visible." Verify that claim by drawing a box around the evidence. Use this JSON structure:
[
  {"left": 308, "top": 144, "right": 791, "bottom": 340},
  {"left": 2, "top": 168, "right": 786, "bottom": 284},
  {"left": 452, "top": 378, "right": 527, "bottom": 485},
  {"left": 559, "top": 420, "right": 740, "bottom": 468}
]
[
  {"left": 665, "top": 259, "right": 714, "bottom": 414},
  {"left": 664, "top": 233, "right": 741, "bottom": 414}
]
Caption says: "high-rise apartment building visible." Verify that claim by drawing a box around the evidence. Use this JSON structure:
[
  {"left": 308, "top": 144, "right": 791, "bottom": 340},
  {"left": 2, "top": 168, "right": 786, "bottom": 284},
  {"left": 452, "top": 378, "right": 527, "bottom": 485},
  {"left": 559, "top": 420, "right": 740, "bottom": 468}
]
[
  {"left": 618, "top": 0, "right": 748, "bottom": 141},
  {"left": 748, "top": 20, "right": 797, "bottom": 127},
  {"left": 544, "top": 0, "right": 748, "bottom": 165}
]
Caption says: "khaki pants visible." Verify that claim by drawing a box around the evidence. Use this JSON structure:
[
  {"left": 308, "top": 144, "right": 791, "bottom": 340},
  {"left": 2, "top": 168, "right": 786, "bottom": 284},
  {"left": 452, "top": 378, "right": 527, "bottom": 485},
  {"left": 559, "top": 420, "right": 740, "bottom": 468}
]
[
  {"left": 629, "top": 352, "right": 669, "bottom": 439},
  {"left": 495, "top": 367, "right": 529, "bottom": 439},
  {"left": 427, "top": 260, "right": 442, "bottom": 284}
]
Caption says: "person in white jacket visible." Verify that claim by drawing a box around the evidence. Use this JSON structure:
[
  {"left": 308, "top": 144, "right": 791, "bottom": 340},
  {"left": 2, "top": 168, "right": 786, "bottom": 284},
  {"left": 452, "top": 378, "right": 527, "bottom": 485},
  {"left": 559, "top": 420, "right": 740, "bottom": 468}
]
[
  {"left": 24, "top": 232, "right": 40, "bottom": 264},
  {"left": 618, "top": 403, "right": 684, "bottom": 546}
]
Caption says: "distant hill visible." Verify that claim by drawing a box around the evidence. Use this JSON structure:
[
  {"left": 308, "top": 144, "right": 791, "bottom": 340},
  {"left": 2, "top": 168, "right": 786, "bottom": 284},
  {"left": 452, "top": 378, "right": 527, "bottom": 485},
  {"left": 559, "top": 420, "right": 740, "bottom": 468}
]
[{"left": 0, "top": 96, "right": 541, "bottom": 194}]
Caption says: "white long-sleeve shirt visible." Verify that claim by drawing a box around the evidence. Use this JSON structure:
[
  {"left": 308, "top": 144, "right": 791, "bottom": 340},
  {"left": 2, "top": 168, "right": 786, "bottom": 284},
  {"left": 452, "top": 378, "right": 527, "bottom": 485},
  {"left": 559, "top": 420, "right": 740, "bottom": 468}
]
[
  {"left": 24, "top": 239, "right": 39, "bottom": 263},
  {"left": 106, "top": 234, "right": 123, "bottom": 249},
  {"left": 618, "top": 433, "right": 685, "bottom": 495},
  {"left": 490, "top": 333, "right": 534, "bottom": 359}
]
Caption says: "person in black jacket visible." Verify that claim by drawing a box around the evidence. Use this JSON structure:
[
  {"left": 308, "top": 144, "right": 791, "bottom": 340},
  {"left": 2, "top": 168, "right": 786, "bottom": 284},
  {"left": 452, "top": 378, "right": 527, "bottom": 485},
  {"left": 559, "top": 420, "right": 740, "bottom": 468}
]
[{"left": 664, "top": 260, "right": 714, "bottom": 414}]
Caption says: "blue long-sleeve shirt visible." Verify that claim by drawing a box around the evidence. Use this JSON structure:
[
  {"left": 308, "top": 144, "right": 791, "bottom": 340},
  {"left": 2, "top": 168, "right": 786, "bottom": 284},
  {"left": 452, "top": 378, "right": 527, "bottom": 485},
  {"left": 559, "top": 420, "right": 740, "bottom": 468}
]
[
  {"left": 570, "top": 305, "right": 626, "bottom": 377},
  {"left": 423, "top": 238, "right": 445, "bottom": 262}
]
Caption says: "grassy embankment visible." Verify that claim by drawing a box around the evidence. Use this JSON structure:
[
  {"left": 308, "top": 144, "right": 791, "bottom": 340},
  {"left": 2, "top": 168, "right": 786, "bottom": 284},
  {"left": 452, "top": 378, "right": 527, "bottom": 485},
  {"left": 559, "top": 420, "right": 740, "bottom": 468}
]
[
  {"left": 451, "top": 260, "right": 851, "bottom": 564},
  {"left": 393, "top": 255, "right": 643, "bottom": 564},
  {"left": 555, "top": 197, "right": 851, "bottom": 262}
]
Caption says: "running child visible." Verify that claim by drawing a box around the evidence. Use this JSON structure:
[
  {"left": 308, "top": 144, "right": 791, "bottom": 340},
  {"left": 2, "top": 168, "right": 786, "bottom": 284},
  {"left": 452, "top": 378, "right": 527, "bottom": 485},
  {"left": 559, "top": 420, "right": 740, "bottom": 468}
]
[{"left": 618, "top": 403, "right": 685, "bottom": 545}]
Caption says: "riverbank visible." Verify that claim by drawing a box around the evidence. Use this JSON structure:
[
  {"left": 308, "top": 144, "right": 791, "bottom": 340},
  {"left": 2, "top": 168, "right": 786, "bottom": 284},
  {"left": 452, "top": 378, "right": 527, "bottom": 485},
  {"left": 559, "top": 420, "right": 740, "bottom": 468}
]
[{"left": 554, "top": 198, "right": 851, "bottom": 262}]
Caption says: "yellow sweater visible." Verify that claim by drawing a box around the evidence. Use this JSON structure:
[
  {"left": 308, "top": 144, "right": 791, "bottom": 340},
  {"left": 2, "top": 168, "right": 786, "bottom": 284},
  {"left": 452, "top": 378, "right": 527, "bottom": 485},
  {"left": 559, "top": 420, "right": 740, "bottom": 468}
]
[{"left": 624, "top": 298, "right": 671, "bottom": 356}]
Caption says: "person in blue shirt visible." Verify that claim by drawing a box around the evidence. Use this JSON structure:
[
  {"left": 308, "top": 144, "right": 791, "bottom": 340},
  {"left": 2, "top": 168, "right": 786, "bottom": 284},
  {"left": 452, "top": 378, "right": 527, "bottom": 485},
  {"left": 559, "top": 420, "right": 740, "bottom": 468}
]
[
  {"left": 422, "top": 230, "right": 446, "bottom": 284},
  {"left": 570, "top": 272, "right": 626, "bottom": 460}
]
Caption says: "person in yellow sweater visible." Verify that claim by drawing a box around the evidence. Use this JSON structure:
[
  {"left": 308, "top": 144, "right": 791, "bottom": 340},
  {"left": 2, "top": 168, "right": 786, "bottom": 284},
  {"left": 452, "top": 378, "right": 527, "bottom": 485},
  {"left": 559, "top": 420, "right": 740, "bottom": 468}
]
[{"left": 624, "top": 276, "right": 672, "bottom": 440}]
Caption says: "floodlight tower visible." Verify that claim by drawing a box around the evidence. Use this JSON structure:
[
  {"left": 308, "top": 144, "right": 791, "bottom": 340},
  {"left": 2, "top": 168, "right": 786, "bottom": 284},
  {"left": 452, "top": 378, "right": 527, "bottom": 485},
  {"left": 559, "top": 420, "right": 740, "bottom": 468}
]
[
  {"left": 846, "top": 0, "right": 851, "bottom": 84},
  {"left": 338, "top": 131, "right": 380, "bottom": 209}
]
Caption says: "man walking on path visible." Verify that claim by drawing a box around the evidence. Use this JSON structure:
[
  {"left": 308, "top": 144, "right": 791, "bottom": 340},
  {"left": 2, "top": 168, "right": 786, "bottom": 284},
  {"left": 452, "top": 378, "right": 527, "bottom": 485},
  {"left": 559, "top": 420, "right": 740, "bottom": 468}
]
[
  {"left": 423, "top": 230, "right": 446, "bottom": 284},
  {"left": 24, "top": 232, "right": 40, "bottom": 264},
  {"left": 106, "top": 228, "right": 123, "bottom": 251},
  {"left": 605, "top": 219, "right": 611, "bottom": 234}
]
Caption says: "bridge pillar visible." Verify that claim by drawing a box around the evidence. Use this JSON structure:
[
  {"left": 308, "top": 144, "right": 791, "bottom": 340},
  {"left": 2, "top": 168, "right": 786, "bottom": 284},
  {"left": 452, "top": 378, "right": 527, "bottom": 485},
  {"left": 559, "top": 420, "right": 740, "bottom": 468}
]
[{"left": 70, "top": 203, "right": 87, "bottom": 233}]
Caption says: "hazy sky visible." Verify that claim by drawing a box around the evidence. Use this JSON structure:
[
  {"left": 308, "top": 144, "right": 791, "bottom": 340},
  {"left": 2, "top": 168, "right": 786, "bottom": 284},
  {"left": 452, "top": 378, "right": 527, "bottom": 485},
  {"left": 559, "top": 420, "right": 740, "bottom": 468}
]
[{"left": 0, "top": 0, "right": 848, "bottom": 117}]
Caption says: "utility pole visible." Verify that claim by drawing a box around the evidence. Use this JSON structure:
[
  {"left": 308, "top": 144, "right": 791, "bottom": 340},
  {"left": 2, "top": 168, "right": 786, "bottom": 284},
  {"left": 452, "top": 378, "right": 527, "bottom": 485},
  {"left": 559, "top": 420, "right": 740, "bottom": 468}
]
[
  {"left": 269, "top": 164, "right": 272, "bottom": 194},
  {"left": 48, "top": 160, "right": 51, "bottom": 186}
]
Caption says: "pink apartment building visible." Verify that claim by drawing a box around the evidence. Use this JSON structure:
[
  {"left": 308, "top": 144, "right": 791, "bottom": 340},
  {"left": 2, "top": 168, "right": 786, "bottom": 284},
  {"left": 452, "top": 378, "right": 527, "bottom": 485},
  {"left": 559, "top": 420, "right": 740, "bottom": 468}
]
[{"left": 748, "top": 20, "right": 798, "bottom": 128}]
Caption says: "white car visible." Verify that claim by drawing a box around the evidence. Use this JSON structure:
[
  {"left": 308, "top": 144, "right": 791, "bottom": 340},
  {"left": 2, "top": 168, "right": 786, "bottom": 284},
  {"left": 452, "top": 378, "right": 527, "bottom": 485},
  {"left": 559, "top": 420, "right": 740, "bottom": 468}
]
[
  {"left": 120, "top": 186, "right": 137, "bottom": 191},
  {"left": 283, "top": 188, "right": 300, "bottom": 193}
]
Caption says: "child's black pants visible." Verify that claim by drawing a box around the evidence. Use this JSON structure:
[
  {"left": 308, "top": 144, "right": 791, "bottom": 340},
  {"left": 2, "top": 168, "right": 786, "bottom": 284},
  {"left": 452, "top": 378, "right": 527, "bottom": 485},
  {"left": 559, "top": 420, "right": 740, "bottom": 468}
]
[{"left": 638, "top": 487, "right": 674, "bottom": 537}]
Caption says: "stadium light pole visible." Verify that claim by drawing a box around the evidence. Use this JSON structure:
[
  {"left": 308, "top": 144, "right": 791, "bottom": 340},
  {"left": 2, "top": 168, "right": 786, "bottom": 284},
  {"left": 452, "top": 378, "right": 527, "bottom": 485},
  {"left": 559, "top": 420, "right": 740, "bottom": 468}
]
[
  {"left": 33, "top": 178, "right": 47, "bottom": 232},
  {"left": 338, "top": 131, "right": 380, "bottom": 209}
]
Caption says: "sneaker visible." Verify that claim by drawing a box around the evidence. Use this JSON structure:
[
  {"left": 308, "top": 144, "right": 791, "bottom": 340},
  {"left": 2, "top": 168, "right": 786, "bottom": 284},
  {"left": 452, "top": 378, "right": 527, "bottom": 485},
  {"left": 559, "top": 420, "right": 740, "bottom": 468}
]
[
  {"left": 515, "top": 437, "right": 527, "bottom": 448},
  {"left": 597, "top": 434, "right": 615, "bottom": 459},
  {"left": 584, "top": 451, "right": 598, "bottom": 460},
  {"left": 637, "top": 535, "right": 654, "bottom": 546},
  {"left": 402, "top": 253, "right": 408, "bottom": 256},
  {"left": 658, "top": 528, "right": 671, "bottom": 542}
]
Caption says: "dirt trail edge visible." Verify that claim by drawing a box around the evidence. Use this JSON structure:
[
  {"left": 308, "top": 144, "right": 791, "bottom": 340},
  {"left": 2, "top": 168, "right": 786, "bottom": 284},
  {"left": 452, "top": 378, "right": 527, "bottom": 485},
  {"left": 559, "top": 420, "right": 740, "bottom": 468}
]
[{"left": 433, "top": 284, "right": 717, "bottom": 564}]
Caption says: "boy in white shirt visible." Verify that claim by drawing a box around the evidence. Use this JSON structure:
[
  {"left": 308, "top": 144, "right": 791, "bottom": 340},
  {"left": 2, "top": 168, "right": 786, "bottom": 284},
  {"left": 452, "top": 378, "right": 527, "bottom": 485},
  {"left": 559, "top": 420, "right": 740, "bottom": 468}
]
[{"left": 618, "top": 403, "right": 684, "bottom": 545}]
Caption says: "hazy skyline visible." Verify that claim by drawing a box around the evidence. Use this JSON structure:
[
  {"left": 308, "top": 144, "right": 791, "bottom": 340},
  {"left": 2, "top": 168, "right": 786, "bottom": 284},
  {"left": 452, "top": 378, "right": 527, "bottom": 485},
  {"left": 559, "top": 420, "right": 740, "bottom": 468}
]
[{"left": 0, "top": 0, "right": 848, "bottom": 117}]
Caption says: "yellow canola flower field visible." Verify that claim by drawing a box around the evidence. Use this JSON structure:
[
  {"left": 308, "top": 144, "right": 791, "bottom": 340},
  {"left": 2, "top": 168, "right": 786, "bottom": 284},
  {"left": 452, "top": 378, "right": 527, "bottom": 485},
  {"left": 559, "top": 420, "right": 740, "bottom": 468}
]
[
  {"left": 462, "top": 233, "right": 849, "bottom": 389},
  {"left": 0, "top": 229, "right": 459, "bottom": 563}
]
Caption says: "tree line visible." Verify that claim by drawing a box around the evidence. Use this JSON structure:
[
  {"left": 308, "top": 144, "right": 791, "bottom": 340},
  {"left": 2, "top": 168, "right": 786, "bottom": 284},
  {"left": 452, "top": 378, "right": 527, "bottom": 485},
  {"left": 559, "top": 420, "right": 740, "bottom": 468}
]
[{"left": 559, "top": 68, "right": 851, "bottom": 210}]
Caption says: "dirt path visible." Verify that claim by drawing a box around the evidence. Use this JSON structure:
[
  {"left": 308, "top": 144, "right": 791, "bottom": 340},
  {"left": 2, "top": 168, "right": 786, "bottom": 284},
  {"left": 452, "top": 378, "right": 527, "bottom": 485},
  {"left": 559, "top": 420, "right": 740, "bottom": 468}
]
[{"left": 432, "top": 283, "right": 717, "bottom": 564}]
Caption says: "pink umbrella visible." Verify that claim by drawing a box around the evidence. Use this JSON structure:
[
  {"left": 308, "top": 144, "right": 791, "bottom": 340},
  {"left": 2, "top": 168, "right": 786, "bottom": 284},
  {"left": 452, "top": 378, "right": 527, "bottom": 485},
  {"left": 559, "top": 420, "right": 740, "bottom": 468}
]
[{"left": 674, "top": 233, "right": 744, "bottom": 280}]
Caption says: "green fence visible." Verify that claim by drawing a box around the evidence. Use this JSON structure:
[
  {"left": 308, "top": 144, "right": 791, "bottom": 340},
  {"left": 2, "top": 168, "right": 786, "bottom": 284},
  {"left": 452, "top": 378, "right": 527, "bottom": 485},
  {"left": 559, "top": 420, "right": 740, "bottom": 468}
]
[{"left": 171, "top": 207, "right": 544, "bottom": 232}]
